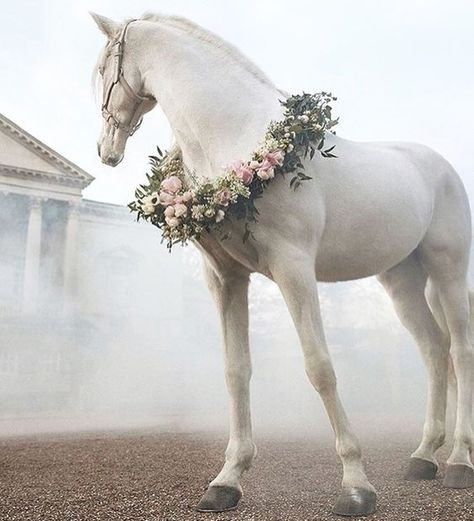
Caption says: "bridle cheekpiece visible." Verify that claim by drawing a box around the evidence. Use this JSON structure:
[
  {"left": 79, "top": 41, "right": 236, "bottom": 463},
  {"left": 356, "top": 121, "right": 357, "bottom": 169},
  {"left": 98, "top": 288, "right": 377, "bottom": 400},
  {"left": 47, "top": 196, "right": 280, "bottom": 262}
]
[{"left": 101, "top": 19, "right": 155, "bottom": 136}]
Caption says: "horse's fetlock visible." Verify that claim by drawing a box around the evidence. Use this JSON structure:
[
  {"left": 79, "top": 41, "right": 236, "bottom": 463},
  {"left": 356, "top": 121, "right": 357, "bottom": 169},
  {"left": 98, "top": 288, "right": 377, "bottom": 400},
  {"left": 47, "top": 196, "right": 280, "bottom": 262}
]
[
  {"left": 336, "top": 437, "right": 362, "bottom": 462},
  {"left": 226, "top": 441, "right": 256, "bottom": 469}
]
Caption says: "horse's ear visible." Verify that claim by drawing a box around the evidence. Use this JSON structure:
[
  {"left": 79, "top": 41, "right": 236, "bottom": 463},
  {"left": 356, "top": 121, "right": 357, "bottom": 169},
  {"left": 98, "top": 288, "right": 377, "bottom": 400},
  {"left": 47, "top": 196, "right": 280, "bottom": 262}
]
[{"left": 90, "top": 12, "right": 121, "bottom": 39}]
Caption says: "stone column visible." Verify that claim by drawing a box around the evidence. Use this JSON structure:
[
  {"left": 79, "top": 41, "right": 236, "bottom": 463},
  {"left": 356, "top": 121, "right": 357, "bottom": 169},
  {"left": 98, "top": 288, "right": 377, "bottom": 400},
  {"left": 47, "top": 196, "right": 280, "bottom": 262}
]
[
  {"left": 63, "top": 201, "right": 81, "bottom": 313},
  {"left": 22, "top": 197, "right": 43, "bottom": 314}
]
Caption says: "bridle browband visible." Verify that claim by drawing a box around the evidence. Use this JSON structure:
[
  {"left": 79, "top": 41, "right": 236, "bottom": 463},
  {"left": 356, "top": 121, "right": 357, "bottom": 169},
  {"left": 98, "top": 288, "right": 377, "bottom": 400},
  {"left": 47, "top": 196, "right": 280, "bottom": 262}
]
[{"left": 101, "top": 19, "right": 155, "bottom": 136}]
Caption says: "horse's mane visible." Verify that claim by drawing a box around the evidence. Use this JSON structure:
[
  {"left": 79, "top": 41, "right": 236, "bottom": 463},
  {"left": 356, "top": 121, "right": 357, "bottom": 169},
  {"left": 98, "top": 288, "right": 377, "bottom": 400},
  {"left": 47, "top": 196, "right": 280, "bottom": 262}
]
[{"left": 140, "top": 12, "right": 275, "bottom": 88}]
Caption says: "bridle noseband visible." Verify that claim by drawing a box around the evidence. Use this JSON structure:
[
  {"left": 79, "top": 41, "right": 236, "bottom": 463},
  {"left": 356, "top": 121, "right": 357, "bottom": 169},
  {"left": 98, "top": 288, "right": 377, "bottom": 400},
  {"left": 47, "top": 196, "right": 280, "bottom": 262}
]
[{"left": 101, "top": 19, "right": 155, "bottom": 136}]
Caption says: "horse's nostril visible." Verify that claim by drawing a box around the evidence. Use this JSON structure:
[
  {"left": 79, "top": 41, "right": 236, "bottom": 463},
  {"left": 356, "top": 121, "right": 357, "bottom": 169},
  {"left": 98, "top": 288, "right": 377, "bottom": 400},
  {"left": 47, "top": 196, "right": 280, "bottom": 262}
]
[{"left": 97, "top": 142, "right": 101, "bottom": 157}]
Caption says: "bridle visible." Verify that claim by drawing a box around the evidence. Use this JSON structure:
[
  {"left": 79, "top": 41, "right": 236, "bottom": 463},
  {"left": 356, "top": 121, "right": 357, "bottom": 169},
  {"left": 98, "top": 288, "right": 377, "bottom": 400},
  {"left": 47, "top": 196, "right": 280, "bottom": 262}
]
[{"left": 101, "top": 19, "right": 155, "bottom": 136}]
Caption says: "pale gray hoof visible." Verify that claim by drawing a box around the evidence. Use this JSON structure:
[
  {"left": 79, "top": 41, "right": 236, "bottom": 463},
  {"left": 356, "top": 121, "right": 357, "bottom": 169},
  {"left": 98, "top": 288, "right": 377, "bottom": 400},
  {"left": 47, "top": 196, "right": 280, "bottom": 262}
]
[
  {"left": 195, "top": 485, "right": 242, "bottom": 512},
  {"left": 333, "top": 487, "right": 376, "bottom": 517},
  {"left": 404, "top": 457, "right": 438, "bottom": 481},
  {"left": 443, "top": 464, "right": 474, "bottom": 489}
]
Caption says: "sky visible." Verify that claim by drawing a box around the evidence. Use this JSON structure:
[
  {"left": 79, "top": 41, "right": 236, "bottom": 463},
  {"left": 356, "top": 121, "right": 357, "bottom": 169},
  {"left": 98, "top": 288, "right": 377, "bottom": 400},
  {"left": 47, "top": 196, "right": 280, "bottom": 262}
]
[{"left": 0, "top": 0, "right": 473, "bottom": 205}]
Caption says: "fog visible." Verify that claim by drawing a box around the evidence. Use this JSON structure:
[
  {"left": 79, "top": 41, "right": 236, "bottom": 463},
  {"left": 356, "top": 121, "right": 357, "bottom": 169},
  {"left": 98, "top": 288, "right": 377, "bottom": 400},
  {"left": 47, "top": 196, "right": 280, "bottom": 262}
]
[
  {"left": 0, "top": 0, "right": 473, "bottom": 443},
  {"left": 3, "top": 190, "right": 466, "bottom": 441}
]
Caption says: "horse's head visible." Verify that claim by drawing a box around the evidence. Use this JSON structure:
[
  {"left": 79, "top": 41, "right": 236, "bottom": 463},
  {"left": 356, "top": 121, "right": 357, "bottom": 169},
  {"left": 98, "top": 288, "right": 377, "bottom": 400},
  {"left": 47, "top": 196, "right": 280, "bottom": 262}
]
[{"left": 91, "top": 13, "right": 156, "bottom": 167}]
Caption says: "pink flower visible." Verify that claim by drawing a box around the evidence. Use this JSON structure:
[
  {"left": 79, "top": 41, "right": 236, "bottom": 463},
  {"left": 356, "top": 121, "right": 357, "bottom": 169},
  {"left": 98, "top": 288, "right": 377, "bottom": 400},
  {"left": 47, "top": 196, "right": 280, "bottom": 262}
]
[
  {"left": 161, "top": 176, "right": 182, "bottom": 194},
  {"left": 159, "top": 191, "right": 175, "bottom": 206},
  {"left": 265, "top": 149, "right": 285, "bottom": 166},
  {"left": 215, "top": 188, "right": 232, "bottom": 206},
  {"left": 174, "top": 203, "right": 188, "bottom": 218},
  {"left": 182, "top": 191, "right": 194, "bottom": 202},
  {"left": 173, "top": 195, "right": 184, "bottom": 204},
  {"left": 164, "top": 206, "right": 175, "bottom": 218},
  {"left": 257, "top": 162, "right": 275, "bottom": 181},
  {"left": 165, "top": 216, "right": 180, "bottom": 228},
  {"left": 230, "top": 160, "right": 254, "bottom": 186}
]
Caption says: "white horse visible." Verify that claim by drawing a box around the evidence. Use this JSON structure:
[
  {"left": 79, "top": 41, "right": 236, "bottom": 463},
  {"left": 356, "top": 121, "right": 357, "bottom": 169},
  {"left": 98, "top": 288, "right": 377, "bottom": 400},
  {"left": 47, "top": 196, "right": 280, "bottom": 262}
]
[{"left": 91, "top": 12, "right": 474, "bottom": 516}]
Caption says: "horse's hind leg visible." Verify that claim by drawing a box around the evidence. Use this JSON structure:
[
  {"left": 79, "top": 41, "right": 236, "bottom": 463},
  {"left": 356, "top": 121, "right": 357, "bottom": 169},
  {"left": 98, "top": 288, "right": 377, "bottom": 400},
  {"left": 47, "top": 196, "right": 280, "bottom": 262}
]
[
  {"left": 419, "top": 179, "right": 474, "bottom": 488},
  {"left": 378, "top": 254, "right": 449, "bottom": 480}
]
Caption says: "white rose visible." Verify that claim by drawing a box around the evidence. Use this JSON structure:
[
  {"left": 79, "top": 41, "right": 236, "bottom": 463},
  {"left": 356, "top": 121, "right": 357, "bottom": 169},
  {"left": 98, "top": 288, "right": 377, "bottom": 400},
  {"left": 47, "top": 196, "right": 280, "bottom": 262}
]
[
  {"left": 298, "top": 115, "right": 310, "bottom": 124},
  {"left": 191, "top": 205, "right": 204, "bottom": 221},
  {"left": 174, "top": 203, "right": 188, "bottom": 218},
  {"left": 257, "top": 167, "right": 275, "bottom": 181},
  {"left": 215, "top": 209, "right": 225, "bottom": 223},
  {"left": 165, "top": 216, "right": 180, "bottom": 228},
  {"left": 140, "top": 195, "right": 156, "bottom": 216},
  {"left": 204, "top": 208, "right": 216, "bottom": 218}
]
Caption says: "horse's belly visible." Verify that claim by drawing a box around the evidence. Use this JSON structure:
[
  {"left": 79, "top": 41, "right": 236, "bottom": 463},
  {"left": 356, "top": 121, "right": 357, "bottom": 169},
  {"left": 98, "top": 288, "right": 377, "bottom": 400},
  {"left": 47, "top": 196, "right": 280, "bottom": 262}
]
[{"left": 314, "top": 197, "right": 430, "bottom": 281}]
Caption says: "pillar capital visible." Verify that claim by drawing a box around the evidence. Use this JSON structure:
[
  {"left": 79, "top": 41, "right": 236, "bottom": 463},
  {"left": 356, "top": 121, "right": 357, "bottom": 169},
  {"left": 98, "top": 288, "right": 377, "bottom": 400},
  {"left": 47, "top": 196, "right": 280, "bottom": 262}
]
[
  {"left": 66, "top": 200, "right": 82, "bottom": 218},
  {"left": 27, "top": 195, "right": 47, "bottom": 210}
]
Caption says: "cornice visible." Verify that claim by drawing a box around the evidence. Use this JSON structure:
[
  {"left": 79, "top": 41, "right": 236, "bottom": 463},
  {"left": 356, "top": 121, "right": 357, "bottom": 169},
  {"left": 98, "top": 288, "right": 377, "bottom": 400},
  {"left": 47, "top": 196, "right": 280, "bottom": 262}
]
[
  {"left": 0, "top": 113, "right": 94, "bottom": 189},
  {"left": 0, "top": 163, "right": 88, "bottom": 188}
]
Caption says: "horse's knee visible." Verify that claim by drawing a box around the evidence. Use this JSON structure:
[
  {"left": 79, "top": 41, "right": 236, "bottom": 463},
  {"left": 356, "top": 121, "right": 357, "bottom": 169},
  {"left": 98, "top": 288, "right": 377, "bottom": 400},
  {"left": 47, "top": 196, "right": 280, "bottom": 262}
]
[
  {"left": 225, "top": 365, "right": 252, "bottom": 390},
  {"left": 305, "top": 355, "right": 337, "bottom": 393}
]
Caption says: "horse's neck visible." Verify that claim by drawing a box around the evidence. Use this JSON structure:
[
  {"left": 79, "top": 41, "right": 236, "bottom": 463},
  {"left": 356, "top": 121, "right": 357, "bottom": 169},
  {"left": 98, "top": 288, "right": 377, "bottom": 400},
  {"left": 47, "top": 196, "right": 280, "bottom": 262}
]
[{"left": 137, "top": 20, "right": 284, "bottom": 178}]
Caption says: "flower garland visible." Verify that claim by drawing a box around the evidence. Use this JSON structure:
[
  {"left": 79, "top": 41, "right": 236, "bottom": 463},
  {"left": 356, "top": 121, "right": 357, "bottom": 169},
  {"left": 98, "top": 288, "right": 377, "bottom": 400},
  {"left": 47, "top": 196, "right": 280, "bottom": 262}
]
[{"left": 129, "top": 92, "right": 338, "bottom": 250}]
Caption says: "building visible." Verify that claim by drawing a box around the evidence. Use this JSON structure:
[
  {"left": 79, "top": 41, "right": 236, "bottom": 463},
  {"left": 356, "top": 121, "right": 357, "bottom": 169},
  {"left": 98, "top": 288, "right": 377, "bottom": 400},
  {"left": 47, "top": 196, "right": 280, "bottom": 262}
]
[{"left": 0, "top": 113, "right": 190, "bottom": 422}]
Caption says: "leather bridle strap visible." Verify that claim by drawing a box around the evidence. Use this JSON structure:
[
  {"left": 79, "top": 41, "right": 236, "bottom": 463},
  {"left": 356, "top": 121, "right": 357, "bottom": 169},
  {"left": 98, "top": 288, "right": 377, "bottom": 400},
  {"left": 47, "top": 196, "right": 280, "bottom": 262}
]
[{"left": 101, "top": 19, "right": 155, "bottom": 136}]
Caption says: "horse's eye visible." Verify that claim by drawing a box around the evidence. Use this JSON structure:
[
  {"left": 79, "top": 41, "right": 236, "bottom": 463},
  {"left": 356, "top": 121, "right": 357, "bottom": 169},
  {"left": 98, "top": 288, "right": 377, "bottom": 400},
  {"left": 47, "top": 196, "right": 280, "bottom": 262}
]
[{"left": 98, "top": 67, "right": 104, "bottom": 76}]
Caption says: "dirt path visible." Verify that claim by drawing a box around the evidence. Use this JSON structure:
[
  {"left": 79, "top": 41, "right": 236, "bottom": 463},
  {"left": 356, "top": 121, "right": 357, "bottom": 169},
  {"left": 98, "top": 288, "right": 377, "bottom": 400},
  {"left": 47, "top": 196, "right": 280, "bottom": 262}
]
[{"left": 0, "top": 431, "right": 472, "bottom": 520}]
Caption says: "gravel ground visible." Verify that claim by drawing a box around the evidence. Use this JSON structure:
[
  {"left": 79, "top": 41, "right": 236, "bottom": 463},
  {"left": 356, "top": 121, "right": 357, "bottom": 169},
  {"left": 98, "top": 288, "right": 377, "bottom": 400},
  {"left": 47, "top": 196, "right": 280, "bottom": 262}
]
[{"left": 0, "top": 431, "right": 473, "bottom": 521}]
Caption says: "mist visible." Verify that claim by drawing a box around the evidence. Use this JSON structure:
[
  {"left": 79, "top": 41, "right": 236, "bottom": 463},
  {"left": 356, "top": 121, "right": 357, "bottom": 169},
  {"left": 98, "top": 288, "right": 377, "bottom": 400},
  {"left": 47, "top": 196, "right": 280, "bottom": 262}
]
[{"left": 3, "top": 188, "right": 466, "bottom": 441}]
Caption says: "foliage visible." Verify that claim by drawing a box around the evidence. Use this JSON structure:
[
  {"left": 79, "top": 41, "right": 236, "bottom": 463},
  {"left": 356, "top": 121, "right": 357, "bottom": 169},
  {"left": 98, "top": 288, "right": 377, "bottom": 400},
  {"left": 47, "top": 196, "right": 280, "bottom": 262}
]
[{"left": 129, "top": 92, "right": 338, "bottom": 250}]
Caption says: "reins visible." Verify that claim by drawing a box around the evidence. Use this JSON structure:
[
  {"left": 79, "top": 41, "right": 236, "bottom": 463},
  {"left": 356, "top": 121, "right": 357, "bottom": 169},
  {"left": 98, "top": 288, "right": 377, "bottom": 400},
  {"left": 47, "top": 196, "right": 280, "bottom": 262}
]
[{"left": 101, "top": 19, "right": 155, "bottom": 136}]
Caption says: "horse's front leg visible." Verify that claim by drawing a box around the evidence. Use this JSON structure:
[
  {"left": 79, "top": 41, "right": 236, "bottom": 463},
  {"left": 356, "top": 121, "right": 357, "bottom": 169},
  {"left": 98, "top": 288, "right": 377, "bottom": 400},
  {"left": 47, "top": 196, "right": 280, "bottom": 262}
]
[
  {"left": 196, "top": 261, "right": 255, "bottom": 512},
  {"left": 271, "top": 249, "right": 376, "bottom": 516}
]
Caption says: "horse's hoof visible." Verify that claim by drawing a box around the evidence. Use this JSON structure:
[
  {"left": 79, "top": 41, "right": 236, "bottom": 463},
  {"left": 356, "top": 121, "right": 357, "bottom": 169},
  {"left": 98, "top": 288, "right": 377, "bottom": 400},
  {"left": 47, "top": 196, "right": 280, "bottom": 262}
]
[
  {"left": 333, "top": 487, "right": 376, "bottom": 517},
  {"left": 443, "top": 464, "right": 474, "bottom": 489},
  {"left": 195, "top": 485, "right": 242, "bottom": 512},
  {"left": 404, "top": 457, "right": 438, "bottom": 480}
]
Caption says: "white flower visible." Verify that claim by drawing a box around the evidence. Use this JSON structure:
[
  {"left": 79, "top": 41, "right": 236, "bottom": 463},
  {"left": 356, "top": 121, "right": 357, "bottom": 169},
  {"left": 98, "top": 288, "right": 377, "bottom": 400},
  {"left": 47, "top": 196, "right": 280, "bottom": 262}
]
[
  {"left": 287, "top": 144, "right": 294, "bottom": 152},
  {"left": 298, "top": 115, "right": 310, "bottom": 124},
  {"left": 165, "top": 216, "right": 180, "bottom": 228},
  {"left": 257, "top": 167, "right": 275, "bottom": 181},
  {"left": 215, "top": 209, "right": 225, "bottom": 223},
  {"left": 174, "top": 203, "right": 188, "bottom": 218},
  {"left": 204, "top": 208, "right": 216, "bottom": 218},
  {"left": 191, "top": 205, "right": 204, "bottom": 221},
  {"left": 140, "top": 195, "right": 157, "bottom": 216}
]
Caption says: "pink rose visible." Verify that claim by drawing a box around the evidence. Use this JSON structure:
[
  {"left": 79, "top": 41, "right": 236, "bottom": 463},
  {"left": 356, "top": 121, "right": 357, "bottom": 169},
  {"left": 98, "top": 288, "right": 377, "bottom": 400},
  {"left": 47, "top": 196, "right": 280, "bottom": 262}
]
[
  {"left": 164, "top": 206, "right": 175, "bottom": 218},
  {"left": 230, "top": 160, "right": 254, "bottom": 186},
  {"left": 257, "top": 165, "right": 275, "bottom": 181},
  {"left": 174, "top": 203, "right": 188, "bottom": 218},
  {"left": 182, "top": 191, "right": 194, "bottom": 202},
  {"left": 165, "top": 216, "right": 180, "bottom": 228},
  {"left": 265, "top": 149, "right": 285, "bottom": 166},
  {"left": 215, "top": 188, "right": 232, "bottom": 206},
  {"left": 161, "top": 176, "right": 182, "bottom": 194},
  {"left": 159, "top": 191, "right": 175, "bottom": 206}
]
